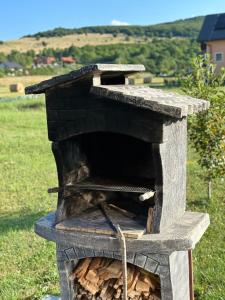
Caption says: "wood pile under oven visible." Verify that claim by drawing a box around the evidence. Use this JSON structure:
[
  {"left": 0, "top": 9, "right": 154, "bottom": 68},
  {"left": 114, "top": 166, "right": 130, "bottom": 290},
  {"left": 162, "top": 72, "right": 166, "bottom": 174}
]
[{"left": 71, "top": 257, "right": 160, "bottom": 300}]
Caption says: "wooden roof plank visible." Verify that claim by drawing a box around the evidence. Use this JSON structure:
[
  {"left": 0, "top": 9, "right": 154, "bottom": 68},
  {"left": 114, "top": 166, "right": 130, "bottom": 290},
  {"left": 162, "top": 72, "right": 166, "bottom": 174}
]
[
  {"left": 25, "top": 64, "right": 145, "bottom": 94},
  {"left": 91, "top": 85, "right": 209, "bottom": 119}
]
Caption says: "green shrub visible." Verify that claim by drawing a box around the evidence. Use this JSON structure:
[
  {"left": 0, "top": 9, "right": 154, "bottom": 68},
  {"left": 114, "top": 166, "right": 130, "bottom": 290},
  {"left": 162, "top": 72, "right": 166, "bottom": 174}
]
[{"left": 182, "top": 54, "right": 225, "bottom": 199}]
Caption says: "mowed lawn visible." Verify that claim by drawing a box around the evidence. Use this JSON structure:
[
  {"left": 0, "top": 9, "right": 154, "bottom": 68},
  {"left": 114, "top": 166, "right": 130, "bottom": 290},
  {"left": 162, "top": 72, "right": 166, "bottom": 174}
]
[{"left": 0, "top": 97, "right": 224, "bottom": 299}]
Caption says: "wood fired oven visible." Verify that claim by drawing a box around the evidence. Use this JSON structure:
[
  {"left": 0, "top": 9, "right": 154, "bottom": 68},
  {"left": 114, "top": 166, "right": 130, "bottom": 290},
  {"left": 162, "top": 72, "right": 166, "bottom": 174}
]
[{"left": 26, "top": 64, "right": 210, "bottom": 300}]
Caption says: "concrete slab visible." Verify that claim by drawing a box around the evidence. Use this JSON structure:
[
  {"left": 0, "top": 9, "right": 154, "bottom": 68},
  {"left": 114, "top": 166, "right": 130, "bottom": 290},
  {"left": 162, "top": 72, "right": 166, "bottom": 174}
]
[{"left": 35, "top": 211, "right": 210, "bottom": 254}]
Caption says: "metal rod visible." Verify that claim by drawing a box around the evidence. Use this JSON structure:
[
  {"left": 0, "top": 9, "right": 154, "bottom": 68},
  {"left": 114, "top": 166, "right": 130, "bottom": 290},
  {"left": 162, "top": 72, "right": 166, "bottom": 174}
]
[{"left": 188, "top": 250, "right": 194, "bottom": 300}]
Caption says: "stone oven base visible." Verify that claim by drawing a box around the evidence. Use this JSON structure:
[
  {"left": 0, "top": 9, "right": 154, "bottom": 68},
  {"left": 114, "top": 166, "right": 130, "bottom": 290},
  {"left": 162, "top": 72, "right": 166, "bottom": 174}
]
[
  {"left": 57, "top": 245, "right": 190, "bottom": 300},
  {"left": 35, "top": 212, "right": 209, "bottom": 300}
]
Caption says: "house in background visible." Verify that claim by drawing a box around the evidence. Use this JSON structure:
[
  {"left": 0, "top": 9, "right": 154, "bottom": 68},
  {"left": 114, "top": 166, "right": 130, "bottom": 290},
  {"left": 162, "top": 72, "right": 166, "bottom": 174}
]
[
  {"left": 61, "top": 56, "right": 76, "bottom": 64},
  {"left": 0, "top": 61, "right": 23, "bottom": 72},
  {"left": 198, "top": 13, "right": 225, "bottom": 71},
  {"left": 34, "top": 56, "right": 56, "bottom": 66}
]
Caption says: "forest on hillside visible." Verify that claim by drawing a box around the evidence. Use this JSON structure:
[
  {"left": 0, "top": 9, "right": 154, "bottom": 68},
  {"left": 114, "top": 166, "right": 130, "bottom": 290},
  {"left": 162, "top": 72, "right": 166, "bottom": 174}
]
[
  {"left": 0, "top": 15, "right": 204, "bottom": 77},
  {"left": 24, "top": 16, "right": 204, "bottom": 39},
  {"left": 0, "top": 38, "right": 200, "bottom": 76}
]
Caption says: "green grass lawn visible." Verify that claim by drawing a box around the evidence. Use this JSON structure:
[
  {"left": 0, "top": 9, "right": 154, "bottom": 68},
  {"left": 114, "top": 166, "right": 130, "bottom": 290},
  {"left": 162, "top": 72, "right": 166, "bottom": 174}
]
[{"left": 0, "top": 97, "right": 224, "bottom": 299}]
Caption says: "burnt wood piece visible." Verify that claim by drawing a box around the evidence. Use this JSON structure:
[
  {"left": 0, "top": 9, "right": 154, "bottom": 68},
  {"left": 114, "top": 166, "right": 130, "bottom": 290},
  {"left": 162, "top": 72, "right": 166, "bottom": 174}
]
[
  {"left": 91, "top": 85, "right": 210, "bottom": 119},
  {"left": 51, "top": 138, "right": 91, "bottom": 223},
  {"left": 25, "top": 64, "right": 145, "bottom": 94}
]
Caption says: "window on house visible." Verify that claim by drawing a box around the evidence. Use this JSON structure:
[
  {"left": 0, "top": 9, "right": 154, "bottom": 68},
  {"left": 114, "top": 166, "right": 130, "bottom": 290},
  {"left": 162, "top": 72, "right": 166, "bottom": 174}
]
[{"left": 215, "top": 52, "right": 223, "bottom": 62}]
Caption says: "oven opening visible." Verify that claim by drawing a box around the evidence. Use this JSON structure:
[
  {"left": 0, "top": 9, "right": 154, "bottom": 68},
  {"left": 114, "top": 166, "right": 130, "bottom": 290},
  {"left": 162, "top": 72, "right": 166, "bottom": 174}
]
[{"left": 55, "top": 132, "right": 156, "bottom": 235}]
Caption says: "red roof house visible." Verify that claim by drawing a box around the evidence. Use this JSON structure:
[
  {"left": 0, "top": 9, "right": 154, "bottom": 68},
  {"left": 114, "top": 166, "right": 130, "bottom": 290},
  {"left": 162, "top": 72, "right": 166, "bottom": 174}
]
[
  {"left": 34, "top": 56, "right": 56, "bottom": 65},
  {"left": 61, "top": 56, "right": 76, "bottom": 64}
]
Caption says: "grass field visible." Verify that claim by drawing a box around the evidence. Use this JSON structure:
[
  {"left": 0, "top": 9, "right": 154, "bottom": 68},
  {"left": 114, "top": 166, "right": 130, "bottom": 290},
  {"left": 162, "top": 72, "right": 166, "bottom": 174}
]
[
  {"left": 0, "top": 76, "right": 51, "bottom": 98},
  {"left": 0, "top": 97, "right": 224, "bottom": 300}
]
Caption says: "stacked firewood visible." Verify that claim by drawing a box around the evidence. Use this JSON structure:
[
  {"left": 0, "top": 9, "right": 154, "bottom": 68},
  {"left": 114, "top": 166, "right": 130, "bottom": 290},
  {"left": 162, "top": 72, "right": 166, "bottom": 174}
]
[{"left": 70, "top": 257, "right": 161, "bottom": 300}]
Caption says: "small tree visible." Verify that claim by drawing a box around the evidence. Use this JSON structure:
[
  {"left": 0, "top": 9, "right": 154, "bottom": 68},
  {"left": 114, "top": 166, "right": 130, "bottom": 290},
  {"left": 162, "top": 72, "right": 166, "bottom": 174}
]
[{"left": 182, "top": 54, "right": 225, "bottom": 199}]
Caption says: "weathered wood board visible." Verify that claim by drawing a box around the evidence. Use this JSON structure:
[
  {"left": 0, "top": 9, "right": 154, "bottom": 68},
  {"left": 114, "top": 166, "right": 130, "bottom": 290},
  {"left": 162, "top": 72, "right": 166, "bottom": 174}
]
[
  {"left": 56, "top": 206, "right": 146, "bottom": 239},
  {"left": 91, "top": 85, "right": 210, "bottom": 119}
]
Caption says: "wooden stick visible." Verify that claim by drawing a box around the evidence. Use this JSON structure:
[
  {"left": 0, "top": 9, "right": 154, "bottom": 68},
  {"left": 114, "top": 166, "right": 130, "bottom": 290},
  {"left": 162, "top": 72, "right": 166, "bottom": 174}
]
[
  {"left": 108, "top": 203, "right": 136, "bottom": 219},
  {"left": 188, "top": 250, "right": 194, "bottom": 300},
  {"left": 116, "top": 225, "right": 128, "bottom": 300},
  {"left": 100, "top": 202, "right": 128, "bottom": 300}
]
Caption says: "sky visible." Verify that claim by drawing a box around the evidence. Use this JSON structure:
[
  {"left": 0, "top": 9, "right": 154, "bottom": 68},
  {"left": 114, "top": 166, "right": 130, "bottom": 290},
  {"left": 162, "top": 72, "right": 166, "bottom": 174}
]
[{"left": 1, "top": 0, "right": 225, "bottom": 41}]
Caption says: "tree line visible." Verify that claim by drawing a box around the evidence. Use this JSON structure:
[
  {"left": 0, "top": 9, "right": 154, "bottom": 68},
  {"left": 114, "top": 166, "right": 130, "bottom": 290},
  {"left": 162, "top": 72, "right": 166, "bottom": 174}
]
[
  {"left": 0, "top": 38, "right": 200, "bottom": 76},
  {"left": 24, "top": 16, "right": 204, "bottom": 39}
]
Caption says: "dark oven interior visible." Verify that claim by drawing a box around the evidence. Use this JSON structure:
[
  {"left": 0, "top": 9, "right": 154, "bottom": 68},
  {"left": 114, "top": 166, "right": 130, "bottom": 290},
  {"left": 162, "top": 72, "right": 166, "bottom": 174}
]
[{"left": 56, "top": 132, "right": 156, "bottom": 229}]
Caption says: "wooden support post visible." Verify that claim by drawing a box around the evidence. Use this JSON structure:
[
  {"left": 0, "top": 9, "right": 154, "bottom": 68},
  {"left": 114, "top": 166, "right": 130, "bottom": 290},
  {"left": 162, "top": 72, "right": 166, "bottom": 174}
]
[{"left": 188, "top": 250, "right": 194, "bottom": 300}]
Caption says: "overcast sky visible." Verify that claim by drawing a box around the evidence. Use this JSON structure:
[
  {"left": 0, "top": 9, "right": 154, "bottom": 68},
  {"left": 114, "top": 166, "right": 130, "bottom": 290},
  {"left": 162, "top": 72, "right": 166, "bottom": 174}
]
[{"left": 1, "top": 0, "right": 225, "bottom": 40}]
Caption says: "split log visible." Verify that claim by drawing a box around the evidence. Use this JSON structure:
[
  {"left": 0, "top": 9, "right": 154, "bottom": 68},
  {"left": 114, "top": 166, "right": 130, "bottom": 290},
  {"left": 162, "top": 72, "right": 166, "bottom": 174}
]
[
  {"left": 75, "top": 257, "right": 92, "bottom": 278},
  {"left": 85, "top": 270, "right": 97, "bottom": 282},
  {"left": 135, "top": 279, "right": 150, "bottom": 293},
  {"left": 128, "top": 269, "right": 139, "bottom": 294}
]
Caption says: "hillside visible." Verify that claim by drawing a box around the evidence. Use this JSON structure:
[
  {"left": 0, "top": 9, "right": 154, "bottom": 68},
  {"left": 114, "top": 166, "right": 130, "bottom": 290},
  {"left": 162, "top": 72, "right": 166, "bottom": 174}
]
[
  {"left": 24, "top": 16, "right": 204, "bottom": 39},
  {"left": 0, "top": 16, "right": 204, "bottom": 55},
  {"left": 0, "top": 34, "right": 151, "bottom": 55},
  {"left": 0, "top": 16, "right": 203, "bottom": 76}
]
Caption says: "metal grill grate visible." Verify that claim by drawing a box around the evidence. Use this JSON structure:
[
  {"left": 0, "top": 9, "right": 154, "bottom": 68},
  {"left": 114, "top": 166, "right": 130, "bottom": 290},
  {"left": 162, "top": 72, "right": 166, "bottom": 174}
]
[
  {"left": 72, "top": 178, "right": 153, "bottom": 193},
  {"left": 48, "top": 177, "right": 154, "bottom": 194}
]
